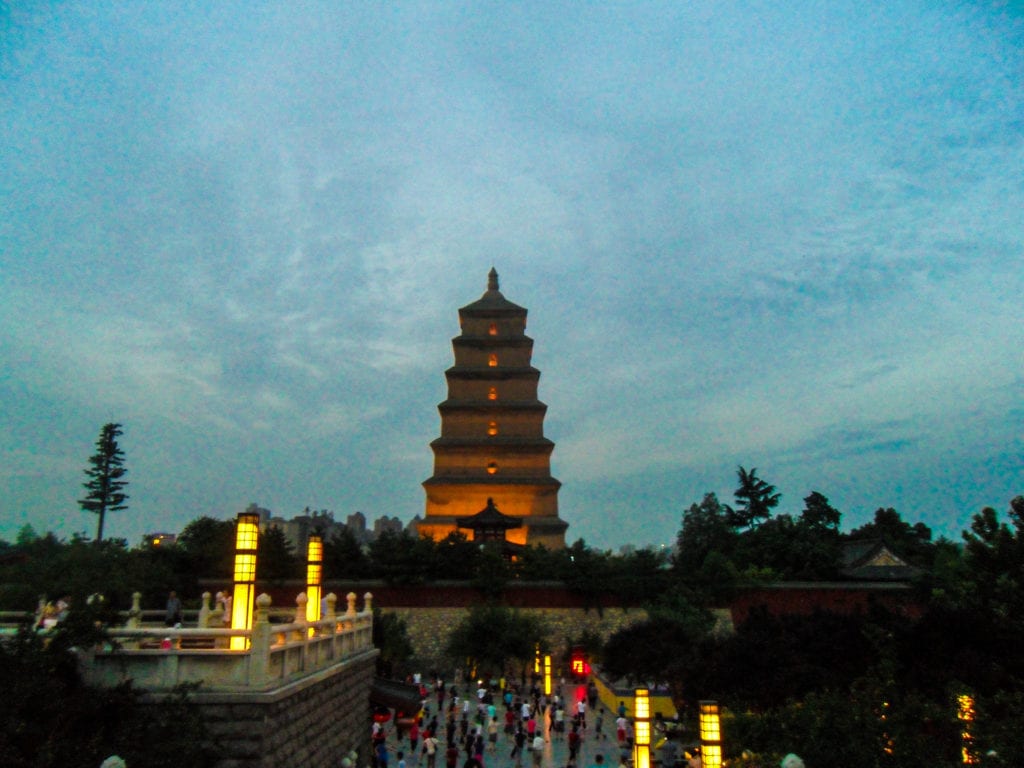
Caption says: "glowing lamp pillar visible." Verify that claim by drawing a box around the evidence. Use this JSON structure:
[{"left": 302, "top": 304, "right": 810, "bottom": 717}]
[
  {"left": 634, "top": 688, "right": 651, "bottom": 768},
  {"left": 229, "top": 511, "right": 260, "bottom": 650},
  {"left": 544, "top": 654, "right": 552, "bottom": 696},
  {"left": 306, "top": 535, "right": 323, "bottom": 625},
  {"left": 957, "top": 694, "right": 978, "bottom": 765},
  {"left": 698, "top": 701, "right": 723, "bottom": 768}
]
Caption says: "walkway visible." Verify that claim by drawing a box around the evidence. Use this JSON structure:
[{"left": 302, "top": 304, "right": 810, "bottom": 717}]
[{"left": 379, "top": 679, "right": 629, "bottom": 768}]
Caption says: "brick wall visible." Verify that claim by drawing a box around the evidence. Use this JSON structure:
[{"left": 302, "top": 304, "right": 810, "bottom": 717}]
[
  {"left": 156, "top": 649, "right": 378, "bottom": 768},
  {"left": 387, "top": 606, "right": 649, "bottom": 671}
]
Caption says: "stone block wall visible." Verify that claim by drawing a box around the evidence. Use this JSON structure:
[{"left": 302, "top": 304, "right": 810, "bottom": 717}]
[
  {"left": 163, "top": 648, "right": 378, "bottom": 768},
  {"left": 387, "top": 606, "right": 649, "bottom": 671}
]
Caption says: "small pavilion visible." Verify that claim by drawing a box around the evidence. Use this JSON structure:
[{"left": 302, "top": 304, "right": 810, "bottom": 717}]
[{"left": 457, "top": 498, "right": 524, "bottom": 558}]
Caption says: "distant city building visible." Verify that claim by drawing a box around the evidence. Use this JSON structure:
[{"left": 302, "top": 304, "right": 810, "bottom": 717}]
[
  {"left": 246, "top": 504, "right": 398, "bottom": 552},
  {"left": 417, "top": 268, "right": 568, "bottom": 548},
  {"left": 373, "top": 515, "right": 404, "bottom": 537},
  {"left": 145, "top": 532, "right": 177, "bottom": 547}
]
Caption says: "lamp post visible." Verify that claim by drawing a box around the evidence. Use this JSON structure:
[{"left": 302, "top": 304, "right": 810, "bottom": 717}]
[
  {"left": 698, "top": 701, "right": 723, "bottom": 768},
  {"left": 229, "top": 511, "right": 260, "bottom": 650},
  {"left": 306, "top": 534, "right": 323, "bottom": 627},
  {"left": 957, "top": 694, "right": 978, "bottom": 765},
  {"left": 544, "top": 654, "right": 552, "bottom": 696},
  {"left": 634, "top": 688, "right": 650, "bottom": 768}
]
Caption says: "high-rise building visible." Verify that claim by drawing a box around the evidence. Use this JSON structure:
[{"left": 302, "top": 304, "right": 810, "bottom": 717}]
[{"left": 418, "top": 268, "right": 568, "bottom": 548}]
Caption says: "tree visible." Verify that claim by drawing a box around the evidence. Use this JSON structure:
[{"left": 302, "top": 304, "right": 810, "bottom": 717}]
[
  {"left": 322, "top": 527, "right": 370, "bottom": 579},
  {"left": 373, "top": 609, "right": 415, "bottom": 678},
  {"left": 257, "top": 525, "right": 298, "bottom": 582},
  {"left": 444, "top": 605, "right": 547, "bottom": 680},
  {"left": 176, "top": 516, "right": 236, "bottom": 584},
  {"left": 800, "top": 491, "right": 841, "bottom": 530},
  {"left": 725, "top": 466, "right": 780, "bottom": 529},
  {"left": 674, "top": 492, "right": 736, "bottom": 574},
  {"left": 78, "top": 423, "right": 129, "bottom": 541},
  {"left": 602, "top": 591, "right": 714, "bottom": 708}
]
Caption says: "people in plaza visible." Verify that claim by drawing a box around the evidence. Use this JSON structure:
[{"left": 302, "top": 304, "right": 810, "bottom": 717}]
[
  {"left": 553, "top": 704, "right": 565, "bottom": 737},
  {"left": 164, "top": 590, "right": 182, "bottom": 627},
  {"left": 487, "top": 717, "right": 498, "bottom": 751},
  {"left": 587, "top": 754, "right": 605, "bottom": 768},
  {"left": 510, "top": 725, "right": 526, "bottom": 767},
  {"left": 530, "top": 733, "right": 544, "bottom": 768},
  {"left": 568, "top": 724, "right": 581, "bottom": 763},
  {"left": 575, "top": 699, "right": 587, "bottom": 728},
  {"left": 473, "top": 731, "right": 485, "bottom": 760},
  {"left": 376, "top": 739, "right": 390, "bottom": 768},
  {"left": 614, "top": 714, "right": 627, "bottom": 745},
  {"left": 423, "top": 730, "right": 440, "bottom": 768},
  {"left": 410, "top": 720, "right": 421, "bottom": 754},
  {"left": 217, "top": 589, "right": 232, "bottom": 626},
  {"left": 445, "top": 743, "right": 460, "bottom": 768}
]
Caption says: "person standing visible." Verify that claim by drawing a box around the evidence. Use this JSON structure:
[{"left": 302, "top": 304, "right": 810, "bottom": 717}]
[
  {"left": 219, "top": 590, "right": 232, "bottom": 626},
  {"left": 530, "top": 733, "right": 544, "bottom": 768},
  {"left": 445, "top": 743, "right": 459, "bottom": 768},
  {"left": 423, "top": 731, "right": 440, "bottom": 768},
  {"left": 510, "top": 725, "right": 526, "bottom": 768},
  {"left": 568, "top": 725, "right": 581, "bottom": 763},
  {"left": 410, "top": 720, "right": 421, "bottom": 755},
  {"left": 165, "top": 590, "right": 182, "bottom": 627}
]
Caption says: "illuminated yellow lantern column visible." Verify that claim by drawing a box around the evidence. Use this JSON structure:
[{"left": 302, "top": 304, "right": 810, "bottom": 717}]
[
  {"left": 229, "top": 511, "right": 260, "bottom": 650},
  {"left": 306, "top": 535, "right": 323, "bottom": 626},
  {"left": 634, "top": 688, "right": 650, "bottom": 768},
  {"left": 957, "top": 694, "right": 978, "bottom": 765},
  {"left": 699, "top": 701, "right": 723, "bottom": 768},
  {"left": 544, "top": 654, "right": 552, "bottom": 696}
]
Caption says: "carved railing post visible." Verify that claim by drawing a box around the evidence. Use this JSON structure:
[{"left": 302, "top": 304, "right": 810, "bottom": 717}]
[
  {"left": 197, "top": 591, "right": 212, "bottom": 628},
  {"left": 346, "top": 592, "right": 357, "bottom": 617},
  {"left": 249, "top": 593, "right": 273, "bottom": 687},
  {"left": 127, "top": 592, "right": 143, "bottom": 629},
  {"left": 295, "top": 592, "right": 309, "bottom": 641},
  {"left": 362, "top": 592, "right": 374, "bottom": 650},
  {"left": 120, "top": 591, "right": 143, "bottom": 650},
  {"left": 325, "top": 592, "right": 337, "bottom": 623}
]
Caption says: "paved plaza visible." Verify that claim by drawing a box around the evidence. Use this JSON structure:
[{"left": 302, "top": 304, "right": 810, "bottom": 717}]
[{"left": 376, "top": 679, "right": 637, "bottom": 768}]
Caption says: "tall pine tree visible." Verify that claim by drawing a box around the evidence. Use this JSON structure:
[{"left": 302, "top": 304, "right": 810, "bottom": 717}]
[{"left": 78, "top": 422, "right": 129, "bottom": 541}]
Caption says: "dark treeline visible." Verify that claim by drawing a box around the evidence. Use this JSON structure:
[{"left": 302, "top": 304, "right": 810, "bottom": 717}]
[{"left": 0, "top": 466, "right": 996, "bottom": 610}]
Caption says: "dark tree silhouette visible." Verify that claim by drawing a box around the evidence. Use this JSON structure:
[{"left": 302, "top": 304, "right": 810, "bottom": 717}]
[
  {"left": 726, "top": 465, "right": 780, "bottom": 529},
  {"left": 78, "top": 423, "right": 129, "bottom": 541}
]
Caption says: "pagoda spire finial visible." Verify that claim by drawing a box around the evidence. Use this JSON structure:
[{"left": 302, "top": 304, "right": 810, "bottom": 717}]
[{"left": 487, "top": 267, "right": 499, "bottom": 292}]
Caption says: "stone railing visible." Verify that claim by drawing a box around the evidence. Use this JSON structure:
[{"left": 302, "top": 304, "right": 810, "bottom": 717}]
[{"left": 78, "top": 591, "right": 375, "bottom": 692}]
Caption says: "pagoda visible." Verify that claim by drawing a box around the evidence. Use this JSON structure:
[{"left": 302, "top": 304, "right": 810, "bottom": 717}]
[{"left": 418, "top": 268, "right": 568, "bottom": 548}]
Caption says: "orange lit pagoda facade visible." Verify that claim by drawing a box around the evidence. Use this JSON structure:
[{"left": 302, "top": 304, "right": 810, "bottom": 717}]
[{"left": 418, "top": 269, "right": 568, "bottom": 549}]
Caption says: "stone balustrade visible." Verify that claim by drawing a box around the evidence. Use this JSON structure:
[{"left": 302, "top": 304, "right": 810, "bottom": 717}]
[{"left": 77, "top": 590, "right": 375, "bottom": 693}]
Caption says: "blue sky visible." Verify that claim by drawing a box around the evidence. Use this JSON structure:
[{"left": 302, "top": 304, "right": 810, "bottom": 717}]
[{"left": 2, "top": 2, "right": 1022, "bottom": 551}]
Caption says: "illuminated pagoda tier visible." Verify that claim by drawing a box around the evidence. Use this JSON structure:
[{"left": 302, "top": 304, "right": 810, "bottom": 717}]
[{"left": 419, "top": 268, "right": 568, "bottom": 549}]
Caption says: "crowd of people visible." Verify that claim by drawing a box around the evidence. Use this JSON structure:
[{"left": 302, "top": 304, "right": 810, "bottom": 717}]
[{"left": 370, "top": 673, "right": 649, "bottom": 768}]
